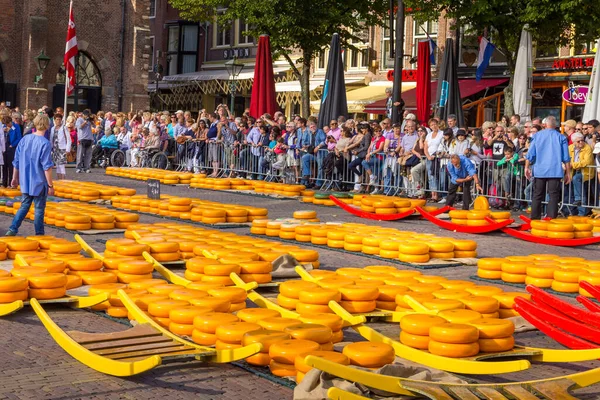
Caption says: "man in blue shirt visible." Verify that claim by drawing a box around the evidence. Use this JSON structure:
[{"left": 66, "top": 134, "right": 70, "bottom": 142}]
[
  {"left": 446, "top": 154, "right": 482, "bottom": 209},
  {"left": 300, "top": 121, "right": 327, "bottom": 187},
  {"left": 525, "top": 116, "right": 571, "bottom": 219},
  {"left": 6, "top": 114, "right": 54, "bottom": 236},
  {"left": 75, "top": 110, "right": 94, "bottom": 173}
]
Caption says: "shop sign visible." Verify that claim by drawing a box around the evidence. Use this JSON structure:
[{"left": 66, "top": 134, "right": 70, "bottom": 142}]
[
  {"left": 552, "top": 57, "right": 594, "bottom": 71},
  {"left": 386, "top": 69, "right": 417, "bottom": 81},
  {"left": 562, "top": 86, "right": 589, "bottom": 105},
  {"left": 223, "top": 48, "right": 251, "bottom": 60}
]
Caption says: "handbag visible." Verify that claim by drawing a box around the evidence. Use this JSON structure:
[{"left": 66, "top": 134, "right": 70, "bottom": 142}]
[{"left": 399, "top": 153, "right": 420, "bottom": 167}]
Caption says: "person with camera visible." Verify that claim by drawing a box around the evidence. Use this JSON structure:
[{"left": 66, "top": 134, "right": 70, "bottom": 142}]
[{"left": 75, "top": 110, "right": 94, "bottom": 173}]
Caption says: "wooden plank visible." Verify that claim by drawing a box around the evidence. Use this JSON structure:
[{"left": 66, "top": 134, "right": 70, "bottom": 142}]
[
  {"left": 95, "top": 341, "right": 185, "bottom": 356},
  {"left": 400, "top": 382, "right": 453, "bottom": 400},
  {"left": 502, "top": 385, "right": 541, "bottom": 400},
  {"left": 82, "top": 335, "right": 173, "bottom": 351},
  {"left": 445, "top": 386, "right": 480, "bottom": 400},
  {"left": 68, "top": 325, "right": 161, "bottom": 344},
  {"left": 473, "top": 387, "right": 508, "bottom": 400},
  {"left": 107, "top": 346, "right": 199, "bottom": 360},
  {"left": 531, "top": 380, "right": 578, "bottom": 400}
]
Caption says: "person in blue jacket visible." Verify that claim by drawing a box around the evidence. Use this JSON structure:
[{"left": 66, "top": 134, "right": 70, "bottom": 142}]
[{"left": 446, "top": 154, "right": 483, "bottom": 210}]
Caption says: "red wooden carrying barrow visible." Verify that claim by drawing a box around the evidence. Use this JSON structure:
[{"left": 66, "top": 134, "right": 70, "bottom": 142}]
[
  {"left": 415, "top": 206, "right": 514, "bottom": 234},
  {"left": 328, "top": 195, "right": 427, "bottom": 221},
  {"left": 498, "top": 215, "right": 600, "bottom": 247}
]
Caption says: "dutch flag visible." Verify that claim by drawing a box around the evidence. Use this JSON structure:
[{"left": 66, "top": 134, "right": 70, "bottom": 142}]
[
  {"left": 476, "top": 37, "right": 495, "bottom": 81},
  {"left": 429, "top": 37, "right": 437, "bottom": 65}
]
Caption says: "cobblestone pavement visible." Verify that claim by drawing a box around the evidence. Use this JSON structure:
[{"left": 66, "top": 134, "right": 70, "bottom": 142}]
[{"left": 1, "top": 169, "right": 599, "bottom": 399}]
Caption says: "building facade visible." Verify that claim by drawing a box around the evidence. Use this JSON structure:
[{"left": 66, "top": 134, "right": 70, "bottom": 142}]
[{"left": 0, "top": 0, "right": 151, "bottom": 113}]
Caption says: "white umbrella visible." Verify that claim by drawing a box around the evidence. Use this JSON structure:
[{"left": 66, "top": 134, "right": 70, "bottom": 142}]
[
  {"left": 513, "top": 26, "right": 533, "bottom": 122},
  {"left": 583, "top": 39, "right": 600, "bottom": 123}
]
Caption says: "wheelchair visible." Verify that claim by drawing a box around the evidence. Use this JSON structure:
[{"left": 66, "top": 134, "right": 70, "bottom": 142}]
[
  {"left": 95, "top": 146, "right": 126, "bottom": 169},
  {"left": 136, "top": 147, "right": 170, "bottom": 170}
]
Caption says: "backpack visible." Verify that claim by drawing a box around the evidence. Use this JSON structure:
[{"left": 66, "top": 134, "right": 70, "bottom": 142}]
[
  {"left": 321, "top": 152, "right": 336, "bottom": 178},
  {"left": 488, "top": 184, "right": 506, "bottom": 209}
]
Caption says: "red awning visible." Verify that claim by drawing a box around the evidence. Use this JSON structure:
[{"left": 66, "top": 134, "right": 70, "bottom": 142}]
[{"left": 363, "top": 78, "right": 508, "bottom": 114}]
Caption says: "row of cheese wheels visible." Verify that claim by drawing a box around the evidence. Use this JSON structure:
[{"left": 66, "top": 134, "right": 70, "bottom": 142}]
[
  {"left": 0, "top": 188, "right": 23, "bottom": 198},
  {"left": 121, "top": 222, "right": 319, "bottom": 283},
  {"left": 189, "top": 175, "right": 309, "bottom": 197},
  {"left": 399, "top": 313, "right": 515, "bottom": 356},
  {"left": 51, "top": 180, "right": 136, "bottom": 201},
  {"left": 477, "top": 255, "right": 600, "bottom": 296},
  {"left": 251, "top": 219, "right": 477, "bottom": 262},
  {"left": 529, "top": 218, "right": 599, "bottom": 239},
  {"left": 449, "top": 210, "right": 511, "bottom": 226},
  {"left": 0, "top": 200, "right": 139, "bottom": 231},
  {"left": 356, "top": 195, "right": 425, "bottom": 214},
  {"left": 111, "top": 193, "right": 267, "bottom": 224},
  {"left": 106, "top": 167, "right": 191, "bottom": 185},
  {"left": 302, "top": 266, "right": 528, "bottom": 318}
]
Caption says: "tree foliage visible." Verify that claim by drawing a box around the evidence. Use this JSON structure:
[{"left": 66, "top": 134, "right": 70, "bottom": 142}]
[{"left": 169, "top": 0, "right": 389, "bottom": 116}]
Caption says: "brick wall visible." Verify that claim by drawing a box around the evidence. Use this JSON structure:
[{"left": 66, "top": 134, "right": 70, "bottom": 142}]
[{"left": 0, "top": 0, "right": 150, "bottom": 112}]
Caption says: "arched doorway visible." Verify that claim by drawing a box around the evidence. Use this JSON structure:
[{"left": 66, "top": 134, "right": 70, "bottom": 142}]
[{"left": 53, "top": 52, "right": 102, "bottom": 112}]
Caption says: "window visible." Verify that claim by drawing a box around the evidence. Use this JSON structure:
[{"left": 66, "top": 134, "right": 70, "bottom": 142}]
[
  {"left": 238, "top": 19, "right": 252, "bottom": 45},
  {"left": 361, "top": 49, "right": 370, "bottom": 68},
  {"left": 346, "top": 25, "right": 369, "bottom": 71},
  {"left": 150, "top": 0, "right": 156, "bottom": 18},
  {"left": 316, "top": 49, "right": 328, "bottom": 71},
  {"left": 166, "top": 24, "right": 199, "bottom": 76},
  {"left": 56, "top": 52, "right": 102, "bottom": 87},
  {"left": 574, "top": 41, "right": 595, "bottom": 56},
  {"left": 381, "top": 18, "right": 408, "bottom": 69},
  {"left": 413, "top": 21, "right": 438, "bottom": 59},
  {"left": 215, "top": 14, "right": 232, "bottom": 47}
]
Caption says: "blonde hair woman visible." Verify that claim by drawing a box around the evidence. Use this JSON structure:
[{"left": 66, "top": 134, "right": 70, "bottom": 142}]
[{"left": 50, "top": 114, "right": 71, "bottom": 180}]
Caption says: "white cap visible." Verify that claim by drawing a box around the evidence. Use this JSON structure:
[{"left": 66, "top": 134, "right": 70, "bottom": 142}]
[{"left": 405, "top": 113, "right": 417, "bottom": 121}]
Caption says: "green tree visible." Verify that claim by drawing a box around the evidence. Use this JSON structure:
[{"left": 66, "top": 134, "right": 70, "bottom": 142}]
[
  {"left": 169, "top": 0, "right": 388, "bottom": 116},
  {"left": 405, "top": 0, "right": 600, "bottom": 116}
]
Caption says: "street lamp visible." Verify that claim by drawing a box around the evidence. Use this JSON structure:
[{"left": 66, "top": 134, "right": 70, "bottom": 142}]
[
  {"left": 34, "top": 50, "right": 51, "bottom": 86},
  {"left": 225, "top": 56, "right": 245, "bottom": 113}
]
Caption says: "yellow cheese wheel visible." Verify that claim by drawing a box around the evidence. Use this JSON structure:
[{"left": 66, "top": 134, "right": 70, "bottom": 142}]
[
  {"left": 438, "top": 309, "right": 482, "bottom": 324},
  {"left": 242, "top": 329, "right": 291, "bottom": 353},
  {"left": 453, "top": 250, "right": 478, "bottom": 258},
  {"left": 423, "top": 299, "right": 465, "bottom": 311},
  {"left": 116, "top": 244, "right": 150, "bottom": 256},
  {"left": 147, "top": 299, "right": 190, "bottom": 318},
  {"left": 339, "top": 300, "right": 377, "bottom": 313},
  {"left": 477, "top": 269, "right": 502, "bottom": 280},
  {"left": 296, "top": 302, "right": 333, "bottom": 315},
  {"left": 148, "top": 284, "right": 185, "bottom": 296},
  {"left": 107, "top": 306, "right": 129, "bottom": 319},
  {"left": 192, "top": 312, "right": 239, "bottom": 334},
  {"left": 501, "top": 262, "right": 528, "bottom": 274},
  {"left": 216, "top": 321, "right": 262, "bottom": 344},
  {"left": 66, "top": 258, "right": 103, "bottom": 272},
  {"left": 399, "top": 243, "right": 430, "bottom": 255},
  {"left": 258, "top": 317, "right": 302, "bottom": 332},
  {"left": 551, "top": 281, "right": 580, "bottom": 293},
  {"left": 79, "top": 271, "right": 118, "bottom": 285},
  {"left": 554, "top": 269, "right": 585, "bottom": 283},
  {"left": 429, "top": 323, "right": 479, "bottom": 344},
  {"left": 66, "top": 275, "right": 82, "bottom": 289},
  {"left": 128, "top": 278, "right": 168, "bottom": 290},
  {"left": 28, "top": 286, "right": 67, "bottom": 300},
  {"left": 168, "top": 306, "right": 212, "bottom": 324},
  {"left": 245, "top": 352, "right": 272, "bottom": 366},
  {"left": 428, "top": 340, "right": 479, "bottom": 358},
  {"left": 501, "top": 272, "right": 527, "bottom": 283},
  {"left": 277, "top": 294, "right": 299, "bottom": 310},
  {"left": 298, "top": 288, "right": 341, "bottom": 305},
  {"left": 478, "top": 336, "right": 515, "bottom": 352},
  {"left": 7, "top": 239, "right": 39, "bottom": 252},
  {"left": 189, "top": 297, "right": 231, "bottom": 313},
  {"left": 48, "top": 242, "right": 82, "bottom": 254},
  {"left": 530, "top": 220, "right": 549, "bottom": 230},
  {"left": 527, "top": 266, "right": 557, "bottom": 279},
  {"left": 399, "top": 331, "right": 430, "bottom": 349},
  {"left": 468, "top": 318, "right": 515, "bottom": 339},
  {"left": 459, "top": 296, "right": 499, "bottom": 314},
  {"left": 269, "top": 360, "right": 297, "bottom": 376},
  {"left": 238, "top": 261, "right": 272, "bottom": 274},
  {"left": 477, "top": 258, "right": 505, "bottom": 271},
  {"left": 342, "top": 342, "right": 395, "bottom": 368},
  {"left": 203, "top": 263, "right": 241, "bottom": 277},
  {"left": 191, "top": 329, "right": 218, "bottom": 346},
  {"left": 117, "top": 260, "right": 154, "bottom": 275},
  {"left": 29, "top": 260, "right": 65, "bottom": 273},
  {"left": 284, "top": 323, "right": 333, "bottom": 344},
  {"left": 399, "top": 253, "right": 430, "bottom": 264},
  {"left": 400, "top": 314, "right": 446, "bottom": 336},
  {"left": 169, "top": 289, "right": 208, "bottom": 302},
  {"left": 525, "top": 276, "right": 553, "bottom": 288},
  {"left": 236, "top": 308, "right": 280, "bottom": 324},
  {"left": 339, "top": 286, "right": 379, "bottom": 301},
  {"left": 0, "top": 277, "right": 29, "bottom": 292},
  {"left": 547, "top": 231, "right": 575, "bottom": 239},
  {"left": 547, "top": 222, "right": 574, "bottom": 232},
  {"left": 279, "top": 280, "right": 320, "bottom": 299},
  {"left": 168, "top": 322, "right": 194, "bottom": 336},
  {"left": 269, "top": 339, "right": 321, "bottom": 365},
  {"left": 207, "top": 287, "right": 247, "bottom": 303},
  {"left": 531, "top": 229, "right": 548, "bottom": 237},
  {"left": 449, "top": 210, "right": 469, "bottom": 219}
]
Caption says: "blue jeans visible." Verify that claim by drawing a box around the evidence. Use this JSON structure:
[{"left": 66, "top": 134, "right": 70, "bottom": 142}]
[
  {"left": 383, "top": 158, "right": 398, "bottom": 194},
  {"left": 301, "top": 152, "right": 325, "bottom": 185},
  {"left": 10, "top": 190, "right": 48, "bottom": 235},
  {"left": 569, "top": 172, "right": 588, "bottom": 216},
  {"left": 426, "top": 159, "right": 438, "bottom": 191}
]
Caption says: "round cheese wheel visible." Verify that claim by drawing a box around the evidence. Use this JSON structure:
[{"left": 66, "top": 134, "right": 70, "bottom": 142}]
[
  {"left": 66, "top": 275, "right": 82, "bottom": 289},
  {"left": 242, "top": 329, "right": 290, "bottom": 353},
  {"left": 551, "top": 280, "right": 580, "bottom": 293},
  {"left": 438, "top": 309, "right": 482, "bottom": 324},
  {"left": 169, "top": 289, "right": 208, "bottom": 302},
  {"left": 527, "top": 266, "right": 557, "bottom": 279},
  {"left": 554, "top": 269, "right": 585, "bottom": 283},
  {"left": 459, "top": 296, "right": 499, "bottom": 314},
  {"left": 284, "top": 323, "right": 332, "bottom": 344},
  {"left": 270, "top": 339, "right": 321, "bottom": 364},
  {"left": 29, "top": 260, "right": 65, "bottom": 273},
  {"left": 477, "top": 269, "right": 502, "bottom": 280},
  {"left": 169, "top": 306, "right": 212, "bottom": 324},
  {"left": 189, "top": 297, "right": 231, "bottom": 313},
  {"left": 277, "top": 294, "right": 299, "bottom": 310},
  {"left": 147, "top": 299, "right": 189, "bottom": 318},
  {"left": 399, "top": 253, "right": 430, "bottom": 264},
  {"left": 258, "top": 317, "right": 303, "bottom": 332},
  {"left": 400, "top": 314, "right": 446, "bottom": 336},
  {"left": 48, "top": 242, "right": 81, "bottom": 254},
  {"left": 216, "top": 321, "right": 262, "bottom": 344},
  {"left": 294, "top": 350, "right": 349, "bottom": 374},
  {"left": 66, "top": 258, "right": 103, "bottom": 271},
  {"left": 429, "top": 323, "right": 479, "bottom": 344},
  {"left": 428, "top": 340, "right": 480, "bottom": 358},
  {"left": 0, "top": 290, "right": 28, "bottom": 303},
  {"left": 207, "top": 287, "right": 247, "bottom": 303},
  {"left": 478, "top": 336, "right": 515, "bottom": 352},
  {"left": 423, "top": 299, "right": 465, "bottom": 311},
  {"left": 128, "top": 279, "right": 167, "bottom": 290},
  {"left": 269, "top": 360, "right": 297, "bottom": 377},
  {"left": 400, "top": 331, "right": 430, "bottom": 350},
  {"left": 79, "top": 271, "right": 118, "bottom": 285},
  {"left": 339, "top": 286, "right": 379, "bottom": 301},
  {"left": 7, "top": 239, "right": 39, "bottom": 252},
  {"left": 148, "top": 284, "right": 185, "bottom": 296},
  {"left": 245, "top": 352, "right": 271, "bottom": 366},
  {"left": 298, "top": 288, "right": 341, "bottom": 305},
  {"left": 116, "top": 244, "right": 150, "bottom": 256},
  {"left": 399, "top": 243, "right": 430, "bottom": 255},
  {"left": 28, "top": 286, "right": 67, "bottom": 300},
  {"left": 525, "top": 276, "right": 553, "bottom": 288},
  {"left": 191, "top": 329, "right": 218, "bottom": 346},
  {"left": 501, "top": 272, "right": 527, "bottom": 283},
  {"left": 339, "top": 300, "right": 377, "bottom": 313},
  {"left": 342, "top": 342, "right": 395, "bottom": 368},
  {"left": 192, "top": 312, "right": 239, "bottom": 334},
  {"left": 296, "top": 302, "right": 333, "bottom": 315},
  {"left": 468, "top": 318, "right": 514, "bottom": 339},
  {"left": 477, "top": 258, "right": 505, "bottom": 271},
  {"left": 237, "top": 308, "right": 280, "bottom": 324}
]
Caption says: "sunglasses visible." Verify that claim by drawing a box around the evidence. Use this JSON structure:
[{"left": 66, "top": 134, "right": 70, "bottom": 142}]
[{"left": 576, "top": 129, "right": 582, "bottom": 132}]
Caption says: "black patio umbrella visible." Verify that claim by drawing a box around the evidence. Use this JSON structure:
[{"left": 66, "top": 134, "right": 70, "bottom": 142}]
[
  {"left": 435, "top": 38, "right": 464, "bottom": 127},
  {"left": 318, "top": 33, "right": 348, "bottom": 128}
]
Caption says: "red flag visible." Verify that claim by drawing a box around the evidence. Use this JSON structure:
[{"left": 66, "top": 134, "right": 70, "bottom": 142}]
[
  {"left": 64, "top": 1, "right": 78, "bottom": 96},
  {"left": 416, "top": 41, "right": 431, "bottom": 125},
  {"left": 249, "top": 35, "right": 279, "bottom": 118}
]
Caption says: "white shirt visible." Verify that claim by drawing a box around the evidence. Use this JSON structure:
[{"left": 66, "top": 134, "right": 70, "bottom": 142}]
[
  {"left": 50, "top": 125, "right": 72, "bottom": 152},
  {"left": 425, "top": 131, "right": 443, "bottom": 155}
]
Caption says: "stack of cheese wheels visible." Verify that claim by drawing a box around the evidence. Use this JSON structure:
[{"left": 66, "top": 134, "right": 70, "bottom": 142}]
[
  {"left": 459, "top": 292, "right": 500, "bottom": 318},
  {"left": 184, "top": 257, "right": 212, "bottom": 282},
  {"left": 201, "top": 261, "right": 240, "bottom": 287},
  {"left": 146, "top": 240, "right": 180, "bottom": 263},
  {"left": 477, "top": 258, "right": 504, "bottom": 280},
  {"left": 0, "top": 276, "right": 29, "bottom": 303},
  {"left": 428, "top": 322, "right": 480, "bottom": 358},
  {"left": 449, "top": 210, "right": 469, "bottom": 226},
  {"left": 269, "top": 339, "right": 321, "bottom": 377},
  {"left": 342, "top": 342, "right": 395, "bottom": 368},
  {"left": 546, "top": 220, "right": 576, "bottom": 239},
  {"left": 591, "top": 218, "right": 600, "bottom": 234},
  {"left": 67, "top": 258, "right": 117, "bottom": 286},
  {"left": 48, "top": 241, "right": 83, "bottom": 263},
  {"left": 147, "top": 298, "right": 190, "bottom": 328},
  {"left": 215, "top": 321, "right": 262, "bottom": 350},
  {"left": 301, "top": 313, "right": 344, "bottom": 344},
  {"left": 490, "top": 211, "right": 511, "bottom": 223},
  {"left": 178, "top": 173, "right": 193, "bottom": 185},
  {"left": 5, "top": 238, "right": 40, "bottom": 260},
  {"left": 104, "top": 238, "right": 137, "bottom": 258},
  {"left": 107, "top": 288, "right": 148, "bottom": 318},
  {"left": 301, "top": 190, "right": 315, "bottom": 203},
  {"left": 115, "top": 242, "right": 149, "bottom": 261},
  {"left": 285, "top": 323, "right": 333, "bottom": 350},
  {"left": 376, "top": 284, "right": 409, "bottom": 311},
  {"left": 399, "top": 242, "right": 430, "bottom": 264},
  {"left": 168, "top": 198, "right": 192, "bottom": 219},
  {"left": 400, "top": 314, "right": 447, "bottom": 350},
  {"left": 526, "top": 258, "right": 559, "bottom": 288},
  {"left": 0, "top": 241, "right": 7, "bottom": 260},
  {"left": 530, "top": 220, "right": 549, "bottom": 237},
  {"left": 449, "top": 239, "right": 478, "bottom": 258},
  {"left": 492, "top": 292, "right": 531, "bottom": 318},
  {"left": 553, "top": 265, "right": 584, "bottom": 293},
  {"left": 192, "top": 312, "right": 239, "bottom": 346},
  {"left": 88, "top": 283, "right": 127, "bottom": 311},
  {"left": 208, "top": 287, "right": 247, "bottom": 312},
  {"left": 250, "top": 219, "right": 269, "bottom": 235},
  {"left": 295, "top": 350, "right": 350, "bottom": 383},
  {"left": 225, "top": 207, "right": 249, "bottom": 224},
  {"left": 468, "top": 318, "right": 515, "bottom": 353},
  {"left": 63, "top": 214, "right": 92, "bottom": 231},
  {"left": 277, "top": 280, "right": 319, "bottom": 311},
  {"left": 243, "top": 329, "right": 291, "bottom": 366},
  {"left": 293, "top": 210, "right": 317, "bottom": 221},
  {"left": 238, "top": 260, "right": 273, "bottom": 284},
  {"left": 501, "top": 259, "right": 528, "bottom": 284},
  {"left": 425, "top": 240, "right": 455, "bottom": 259},
  {"left": 338, "top": 285, "right": 378, "bottom": 314},
  {"left": 201, "top": 209, "right": 226, "bottom": 224},
  {"left": 116, "top": 259, "right": 154, "bottom": 284},
  {"left": 279, "top": 223, "right": 298, "bottom": 241},
  {"left": 466, "top": 210, "right": 491, "bottom": 227},
  {"left": 265, "top": 221, "right": 282, "bottom": 238},
  {"left": 296, "top": 287, "right": 339, "bottom": 316}
]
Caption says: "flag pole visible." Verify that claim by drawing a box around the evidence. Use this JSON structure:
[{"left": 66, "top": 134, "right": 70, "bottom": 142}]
[{"left": 63, "top": 0, "right": 72, "bottom": 117}]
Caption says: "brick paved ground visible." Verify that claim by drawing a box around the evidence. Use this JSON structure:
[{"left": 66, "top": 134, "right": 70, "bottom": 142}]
[{"left": 1, "top": 169, "right": 600, "bottom": 399}]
